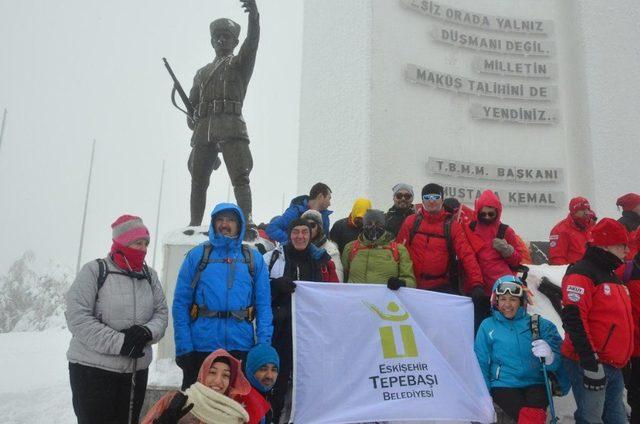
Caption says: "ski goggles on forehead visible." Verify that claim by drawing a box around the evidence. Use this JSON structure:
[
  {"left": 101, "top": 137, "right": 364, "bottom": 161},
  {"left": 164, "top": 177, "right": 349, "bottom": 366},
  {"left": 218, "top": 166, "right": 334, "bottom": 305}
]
[{"left": 495, "top": 281, "right": 524, "bottom": 297}]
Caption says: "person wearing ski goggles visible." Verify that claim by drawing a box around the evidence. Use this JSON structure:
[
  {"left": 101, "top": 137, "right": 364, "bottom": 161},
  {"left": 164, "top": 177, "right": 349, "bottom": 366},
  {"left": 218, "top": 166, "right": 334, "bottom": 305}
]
[{"left": 475, "top": 275, "right": 563, "bottom": 424}]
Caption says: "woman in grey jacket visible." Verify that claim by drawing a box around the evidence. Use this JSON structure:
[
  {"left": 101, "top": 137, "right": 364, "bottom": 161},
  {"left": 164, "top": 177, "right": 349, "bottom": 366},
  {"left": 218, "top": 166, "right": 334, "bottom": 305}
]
[{"left": 66, "top": 215, "right": 168, "bottom": 424}]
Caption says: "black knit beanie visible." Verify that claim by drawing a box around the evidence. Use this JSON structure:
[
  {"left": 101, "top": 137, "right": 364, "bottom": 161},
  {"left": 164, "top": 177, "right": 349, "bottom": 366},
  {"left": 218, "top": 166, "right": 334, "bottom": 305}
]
[
  {"left": 422, "top": 183, "right": 444, "bottom": 197},
  {"left": 288, "top": 218, "right": 312, "bottom": 239}
]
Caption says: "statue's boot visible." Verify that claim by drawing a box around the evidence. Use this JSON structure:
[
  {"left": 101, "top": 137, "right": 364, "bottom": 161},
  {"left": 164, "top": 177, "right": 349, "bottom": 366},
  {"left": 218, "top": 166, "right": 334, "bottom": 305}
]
[
  {"left": 234, "top": 184, "right": 257, "bottom": 241},
  {"left": 188, "top": 181, "right": 208, "bottom": 228}
]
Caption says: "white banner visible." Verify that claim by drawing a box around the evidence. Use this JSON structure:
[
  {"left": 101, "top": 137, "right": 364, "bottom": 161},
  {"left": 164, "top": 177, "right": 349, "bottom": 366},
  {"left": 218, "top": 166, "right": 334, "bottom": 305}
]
[{"left": 292, "top": 282, "right": 494, "bottom": 424}]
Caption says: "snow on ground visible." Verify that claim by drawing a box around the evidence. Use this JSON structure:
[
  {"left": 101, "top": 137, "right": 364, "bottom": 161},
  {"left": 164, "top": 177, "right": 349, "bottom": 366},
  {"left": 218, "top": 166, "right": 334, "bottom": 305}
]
[
  {"left": 0, "top": 265, "right": 596, "bottom": 423},
  {"left": 0, "top": 330, "right": 75, "bottom": 424}
]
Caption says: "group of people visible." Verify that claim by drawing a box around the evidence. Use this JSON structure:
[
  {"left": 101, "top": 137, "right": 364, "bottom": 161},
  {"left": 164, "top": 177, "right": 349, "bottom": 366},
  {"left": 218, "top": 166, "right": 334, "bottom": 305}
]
[{"left": 64, "top": 183, "right": 640, "bottom": 424}]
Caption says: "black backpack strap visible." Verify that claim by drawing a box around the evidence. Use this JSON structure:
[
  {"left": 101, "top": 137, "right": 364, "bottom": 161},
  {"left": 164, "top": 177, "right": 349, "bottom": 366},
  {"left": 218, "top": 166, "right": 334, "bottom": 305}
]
[
  {"left": 142, "top": 263, "right": 154, "bottom": 288},
  {"left": 497, "top": 223, "right": 509, "bottom": 240},
  {"left": 268, "top": 249, "right": 280, "bottom": 274},
  {"left": 241, "top": 244, "right": 255, "bottom": 280},
  {"left": 443, "top": 218, "right": 461, "bottom": 294},
  {"left": 190, "top": 243, "right": 213, "bottom": 290},
  {"left": 96, "top": 259, "right": 108, "bottom": 293},
  {"left": 530, "top": 313, "right": 540, "bottom": 341},
  {"left": 408, "top": 213, "right": 424, "bottom": 246}
]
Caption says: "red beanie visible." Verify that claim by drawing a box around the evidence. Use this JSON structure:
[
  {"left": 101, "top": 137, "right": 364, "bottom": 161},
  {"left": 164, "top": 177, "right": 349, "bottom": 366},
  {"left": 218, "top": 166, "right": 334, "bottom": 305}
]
[
  {"left": 616, "top": 193, "right": 640, "bottom": 211},
  {"left": 589, "top": 218, "right": 628, "bottom": 247},
  {"left": 111, "top": 215, "right": 150, "bottom": 246},
  {"left": 569, "top": 197, "right": 591, "bottom": 214}
]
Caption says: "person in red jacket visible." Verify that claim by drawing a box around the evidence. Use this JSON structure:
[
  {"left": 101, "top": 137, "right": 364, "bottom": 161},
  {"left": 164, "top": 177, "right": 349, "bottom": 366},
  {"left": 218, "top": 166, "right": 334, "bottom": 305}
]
[
  {"left": 619, "top": 229, "right": 640, "bottom": 424},
  {"left": 397, "top": 183, "right": 483, "bottom": 295},
  {"left": 467, "top": 190, "right": 522, "bottom": 291},
  {"left": 549, "top": 197, "right": 595, "bottom": 265},
  {"left": 560, "top": 218, "right": 633, "bottom": 424}
]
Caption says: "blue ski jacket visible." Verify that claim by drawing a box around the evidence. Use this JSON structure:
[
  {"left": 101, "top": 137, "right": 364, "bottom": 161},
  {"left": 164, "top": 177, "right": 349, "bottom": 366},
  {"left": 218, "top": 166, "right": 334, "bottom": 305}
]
[
  {"left": 474, "top": 306, "right": 562, "bottom": 390},
  {"left": 266, "top": 195, "right": 332, "bottom": 244},
  {"left": 173, "top": 203, "right": 273, "bottom": 356}
]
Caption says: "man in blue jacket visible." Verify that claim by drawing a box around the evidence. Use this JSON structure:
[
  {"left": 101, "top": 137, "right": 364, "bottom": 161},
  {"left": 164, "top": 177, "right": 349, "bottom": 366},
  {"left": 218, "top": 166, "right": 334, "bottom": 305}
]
[
  {"left": 266, "top": 182, "right": 332, "bottom": 244},
  {"left": 475, "top": 275, "right": 563, "bottom": 424},
  {"left": 173, "top": 203, "right": 273, "bottom": 389}
]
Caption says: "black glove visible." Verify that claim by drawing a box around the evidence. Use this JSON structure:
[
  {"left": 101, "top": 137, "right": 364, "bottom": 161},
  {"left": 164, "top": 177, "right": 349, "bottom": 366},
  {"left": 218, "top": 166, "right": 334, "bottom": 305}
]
[
  {"left": 470, "top": 286, "right": 490, "bottom": 307},
  {"left": 582, "top": 363, "right": 606, "bottom": 391},
  {"left": 176, "top": 352, "right": 197, "bottom": 373},
  {"left": 272, "top": 277, "right": 296, "bottom": 294},
  {"left": 119, "top": 325, "right": 152, "bottom": 358},
  {"left": 153, "top": 392, "right": 194, "bottom": 424},
  {"left": 387, "top": 277, "right": 406, "bottom": 291}
]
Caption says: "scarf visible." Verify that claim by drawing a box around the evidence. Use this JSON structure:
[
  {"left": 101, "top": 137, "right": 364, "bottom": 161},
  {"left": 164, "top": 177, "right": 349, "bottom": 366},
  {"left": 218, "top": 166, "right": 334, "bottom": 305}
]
[
  {"left": 184, "top": 382, "right": 249, "bottom": 424},
  {"left": 110, "top": 241, "right": 146, "bottom": 272}
]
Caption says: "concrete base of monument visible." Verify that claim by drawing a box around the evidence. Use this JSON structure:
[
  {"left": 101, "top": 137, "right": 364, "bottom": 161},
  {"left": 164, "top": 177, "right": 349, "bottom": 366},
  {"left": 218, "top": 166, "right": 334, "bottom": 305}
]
[{"left": 157, "top": 226, "right": 276, "bottom": 361}]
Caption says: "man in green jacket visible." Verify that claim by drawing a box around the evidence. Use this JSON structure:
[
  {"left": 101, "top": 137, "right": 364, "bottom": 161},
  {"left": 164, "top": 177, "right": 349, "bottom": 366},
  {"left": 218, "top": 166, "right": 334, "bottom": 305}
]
[{"left": 342, "top": 209, "right": 416, "bottom": 289}]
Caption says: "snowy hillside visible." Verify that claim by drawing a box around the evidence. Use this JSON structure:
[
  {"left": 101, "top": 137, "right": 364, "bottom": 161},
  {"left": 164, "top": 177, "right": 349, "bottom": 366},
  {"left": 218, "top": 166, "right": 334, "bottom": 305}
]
[{"left": 0, "top": 251, "right": 73, "bottom": 332}]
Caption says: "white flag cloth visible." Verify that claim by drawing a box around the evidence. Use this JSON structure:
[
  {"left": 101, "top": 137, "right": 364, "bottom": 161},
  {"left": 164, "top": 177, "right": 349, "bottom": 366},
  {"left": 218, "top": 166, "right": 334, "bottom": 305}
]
[{"left": 291, "top": 282, "right": 494, "bottom": 424}]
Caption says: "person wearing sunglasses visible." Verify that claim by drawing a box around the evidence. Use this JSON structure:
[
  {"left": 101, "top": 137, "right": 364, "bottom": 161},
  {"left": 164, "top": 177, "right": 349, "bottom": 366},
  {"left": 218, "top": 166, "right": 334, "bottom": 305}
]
[
  {"left": 474, "top": 275, "right": 562, "bottom": 424},
  {"left": 561, "top": 218, "right": 633, "bottom": 424},
  {"left": 397, "top": 183, "right": 483, "bottom": 294},
  {"left": 549, "top": 197, "right": 596, "bottom": 265},
  {"left": 466, "top": 190, "right": 523, "bottom": 326},
  {"left": 301, "top": 209, "right": 343, "bottom": 281},
  {"left": 385, "top": 183, "right": 416, "bottom": 237}
]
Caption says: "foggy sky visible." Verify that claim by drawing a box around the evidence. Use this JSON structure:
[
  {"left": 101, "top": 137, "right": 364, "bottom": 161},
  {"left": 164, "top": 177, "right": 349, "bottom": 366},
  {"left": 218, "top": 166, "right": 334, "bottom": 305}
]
[{"left": 0, "top": 0, "right": 303, "bottom": 274}]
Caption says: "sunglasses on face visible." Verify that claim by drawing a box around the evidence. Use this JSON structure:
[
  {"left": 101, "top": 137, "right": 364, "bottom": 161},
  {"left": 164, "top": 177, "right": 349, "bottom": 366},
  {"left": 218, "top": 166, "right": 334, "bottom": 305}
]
[
  {"left": 422, "top": 194, "right": 442, "bottom": 201},
  {"left": 395, "top": 193, "right": 413, "bottom": 200},
  {"left": 479, "top": 211, "right": 497, "bottom": 218},
  {"left": 495, "top": 281, "right": 524, "bottom": 297}
]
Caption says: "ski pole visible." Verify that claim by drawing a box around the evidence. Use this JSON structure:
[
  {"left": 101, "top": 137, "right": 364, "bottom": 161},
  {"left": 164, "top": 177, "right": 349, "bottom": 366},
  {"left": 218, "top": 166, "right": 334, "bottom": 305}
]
[
  {"left": 541, "top": 360, "right": 558, "bottom": 423},
  {"left": 128, "top": 357, "right": 138, "bottom": 424}
]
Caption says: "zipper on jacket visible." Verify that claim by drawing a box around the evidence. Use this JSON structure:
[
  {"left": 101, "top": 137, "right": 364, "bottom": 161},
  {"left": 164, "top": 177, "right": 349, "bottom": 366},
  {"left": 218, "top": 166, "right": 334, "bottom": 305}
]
[{"left": 600, "top": 323, "right": 616, "bottom": 353}]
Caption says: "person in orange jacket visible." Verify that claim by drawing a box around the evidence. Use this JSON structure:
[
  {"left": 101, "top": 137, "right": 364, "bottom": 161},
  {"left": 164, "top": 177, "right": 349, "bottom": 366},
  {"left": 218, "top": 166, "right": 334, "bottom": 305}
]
[{"left": 549, "top": 197, "right": 595, "bottom": 265}]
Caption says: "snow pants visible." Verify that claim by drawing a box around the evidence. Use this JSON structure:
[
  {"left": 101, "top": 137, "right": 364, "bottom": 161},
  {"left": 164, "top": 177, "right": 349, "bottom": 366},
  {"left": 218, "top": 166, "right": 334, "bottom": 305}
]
[
  {"left": 68, "top": 362, "right": 148, "bottom": 424},
  {"left": 491, "top": 385, "right": 548, "bottom": 423}
]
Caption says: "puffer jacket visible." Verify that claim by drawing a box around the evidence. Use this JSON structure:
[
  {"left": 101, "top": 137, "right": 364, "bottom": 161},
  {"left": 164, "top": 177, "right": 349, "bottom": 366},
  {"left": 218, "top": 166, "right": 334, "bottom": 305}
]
[
  {"left": 549, "top": 214, "right": 592, "bottom": 265},
  {"left": 468, "top": 191, "right": 522, "bottom": 294},
  {"left": 65, "top": 257, "right": 168, "bottom": 372},
  {"left": 618, "top": 256, "right": 640, "bottom": 357},
  {"left": 474, "top": 307, "right": 562, "bottom": 390},
  {"left": 342, "top": 232, "right": 416, "bottom": 287},
  {"left": 266, "top": 195, "right": 332, "bottom": 244},
  {"left": 173, "top": 203, "right": 273, "bottom": 356},
  {"left": 397, "top": 208, "right": 482, "bottom": 291},
  {"left": 561, "top": 246, "right": 634, "bottom": 368}
]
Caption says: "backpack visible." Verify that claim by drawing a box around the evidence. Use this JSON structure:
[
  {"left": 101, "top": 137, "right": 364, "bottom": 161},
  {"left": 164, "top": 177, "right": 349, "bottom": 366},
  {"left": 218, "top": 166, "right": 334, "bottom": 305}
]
[
  {"left": 408, "top": 214, "right": 460, "bottom": 293},
  {"left": 348, "top": 239, "right": 400, "bottom": 263},
  {"left": 188, "top": 242, "right": 257, "bottom": 320},
  {"left": 95, "top": 258, "right": 152, "bottom": 302},
  {"left": 530, "top": 314, "right": 571, "bottom": 396}
]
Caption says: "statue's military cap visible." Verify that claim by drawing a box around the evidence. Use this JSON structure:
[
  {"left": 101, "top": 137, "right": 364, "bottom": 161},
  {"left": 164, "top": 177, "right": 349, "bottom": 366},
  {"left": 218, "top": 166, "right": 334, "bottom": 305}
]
[{"left": 210, "top": 18, "right": 241, "bottom": 38}]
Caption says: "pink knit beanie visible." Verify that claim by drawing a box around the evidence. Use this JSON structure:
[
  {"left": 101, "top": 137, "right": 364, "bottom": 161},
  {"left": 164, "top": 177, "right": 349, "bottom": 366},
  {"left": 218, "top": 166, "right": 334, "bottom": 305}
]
[{"left": 111, "top": 215, "right": 150, "bottom": 246}]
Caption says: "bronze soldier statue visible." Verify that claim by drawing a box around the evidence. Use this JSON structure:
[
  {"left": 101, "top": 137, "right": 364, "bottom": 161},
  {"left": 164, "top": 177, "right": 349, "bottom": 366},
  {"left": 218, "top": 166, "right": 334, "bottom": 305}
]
[{"left": 187, "top": 0, "right": 259, "bottom": 232}]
